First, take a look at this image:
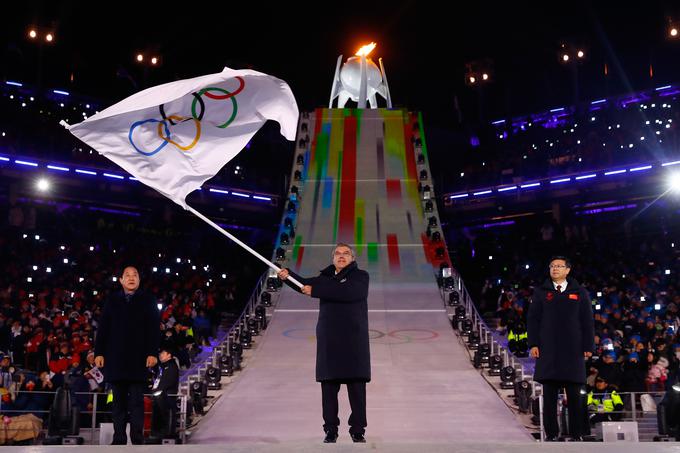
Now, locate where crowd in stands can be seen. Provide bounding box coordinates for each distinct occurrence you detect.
[453,93,680,192]
[448,200,680,405]
[0,197,265,423]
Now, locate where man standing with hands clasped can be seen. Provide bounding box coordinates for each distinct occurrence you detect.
[277,243,370,444]
[95,266,160,445]
[528,256,595,442]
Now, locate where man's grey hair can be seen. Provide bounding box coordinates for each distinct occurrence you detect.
[332,243,355,258]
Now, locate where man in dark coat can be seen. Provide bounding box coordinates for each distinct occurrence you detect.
[149,346,179,442]
[278,243,370,444]
[528,256,595,442]
[94,266,160,445]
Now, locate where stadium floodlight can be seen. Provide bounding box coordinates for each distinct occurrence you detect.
[668,173,680,191]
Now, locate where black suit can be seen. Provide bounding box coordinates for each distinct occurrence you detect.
[283,262,370,435]
[528,277,594,439]
[95,289,160,444]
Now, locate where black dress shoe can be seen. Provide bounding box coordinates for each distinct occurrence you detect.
[544,436,559,442]
[350,433,366,443]
[323,432,338,443]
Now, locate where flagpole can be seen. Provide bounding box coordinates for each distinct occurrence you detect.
[185,205,303,289]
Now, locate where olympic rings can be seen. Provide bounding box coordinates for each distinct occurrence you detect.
[128,76,244,155]
[282,328,440,345]
[158,115,201,151]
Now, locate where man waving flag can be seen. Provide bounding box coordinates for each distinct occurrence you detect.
[64,67,303,287]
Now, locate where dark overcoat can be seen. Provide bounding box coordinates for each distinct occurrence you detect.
[527,277,595,383]
[94,290,160,382]
[286,262,371,382]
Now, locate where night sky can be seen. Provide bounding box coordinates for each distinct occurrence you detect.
[3,2,680,128]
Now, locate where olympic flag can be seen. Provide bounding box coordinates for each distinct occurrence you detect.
[64,67,304,287]
[65,67,298,208]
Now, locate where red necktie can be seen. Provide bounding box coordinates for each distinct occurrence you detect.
[556,285,562,293]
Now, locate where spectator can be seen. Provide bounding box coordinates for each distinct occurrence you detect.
[587,376,624,425]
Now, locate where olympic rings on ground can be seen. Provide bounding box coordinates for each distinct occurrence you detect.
[282,328,440,345]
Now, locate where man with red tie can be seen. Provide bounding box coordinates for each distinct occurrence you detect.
[528,256,595,442]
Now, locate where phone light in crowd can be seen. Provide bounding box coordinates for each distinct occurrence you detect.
[176,258,181,263]
[36,178,50,192]
[597,292,602,297]
[667,269,672,275]
[34,235,40,240]
[489,256,493,260]
[32,265,38,270]
[111,276,117,282]
[46,267,51,273]
[595,304,601,310]
[525,264,530,269]
[157,303,163,311]
[192,265,196,270]
[165,268,170,274]
[79,277,84,283]
[70,292,75,298]
[152,267,158,273]
[63,258,68,264]
[93,291,98,296]
[641,296,646,302]
[60,245,66,250]
[655,304,662,310]
[222,274,227,279]
[27,277,32,283]
[89,246,94,251]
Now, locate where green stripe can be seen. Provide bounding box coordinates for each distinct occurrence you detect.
[332,151,343,243]
[316,130,329,180]
[417,111,428,160]
[355,218,363,255]
[355,198,365,255]
[292,235,303,260]
[367,242,378,263]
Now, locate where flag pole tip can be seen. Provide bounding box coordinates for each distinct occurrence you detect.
[59,120,71,129]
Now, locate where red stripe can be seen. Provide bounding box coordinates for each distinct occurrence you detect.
[404,115,418,182]
[420,233,432,263]
[295,246,305,272]
[338,115,357,242]
[385,179,402,207]
[386,234,400,273]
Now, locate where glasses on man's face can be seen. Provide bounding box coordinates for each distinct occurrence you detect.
[334,251,352,257]
[549,264,567,269]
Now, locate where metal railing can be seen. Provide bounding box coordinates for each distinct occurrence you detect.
[0,390,187,445]
[441,270,532,383]
[538,390,667,442]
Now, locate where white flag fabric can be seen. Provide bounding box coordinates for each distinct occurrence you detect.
[67,67,298,208]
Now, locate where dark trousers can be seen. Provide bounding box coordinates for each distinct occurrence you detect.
[321,380,367,435]
[542,380,585,438]
[111,381,145,444]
